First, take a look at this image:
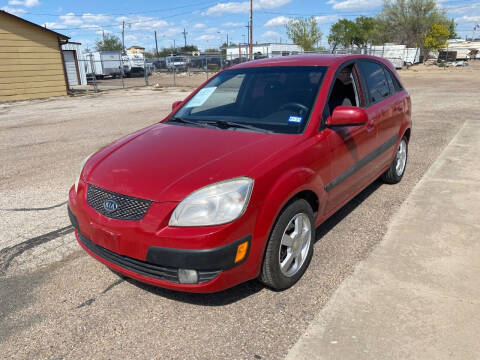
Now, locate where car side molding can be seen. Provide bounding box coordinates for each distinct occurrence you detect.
[325,135,397,192]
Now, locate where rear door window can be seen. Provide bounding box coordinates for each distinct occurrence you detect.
[358,61,390,104]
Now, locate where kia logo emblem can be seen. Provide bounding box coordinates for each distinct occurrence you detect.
[103,199,118,212]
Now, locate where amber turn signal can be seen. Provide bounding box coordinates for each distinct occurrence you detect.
[234,241,249,263]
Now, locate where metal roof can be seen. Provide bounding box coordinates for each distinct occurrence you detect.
[0,10,70,40]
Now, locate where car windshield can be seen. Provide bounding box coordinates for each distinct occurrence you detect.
[171,66,328,134]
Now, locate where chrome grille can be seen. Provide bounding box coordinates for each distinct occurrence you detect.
[86,184,152,220]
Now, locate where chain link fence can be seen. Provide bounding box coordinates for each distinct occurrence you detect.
[65,46,423,93]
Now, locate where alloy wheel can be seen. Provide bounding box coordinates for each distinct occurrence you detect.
[278,213,312,277]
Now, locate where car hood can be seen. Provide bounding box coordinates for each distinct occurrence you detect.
[85,123,299,202]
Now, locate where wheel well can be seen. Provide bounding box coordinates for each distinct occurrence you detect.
[292,190,319,214]
[404,128,411,142]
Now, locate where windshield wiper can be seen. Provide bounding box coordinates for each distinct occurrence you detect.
[168,117,215,129]
[201,120,272,133]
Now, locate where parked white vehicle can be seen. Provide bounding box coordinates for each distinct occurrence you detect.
[84,51,123,79]
[166,56,188,71]
[122,53,151,77]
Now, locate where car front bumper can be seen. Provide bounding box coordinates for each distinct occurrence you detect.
[68,184,259,293]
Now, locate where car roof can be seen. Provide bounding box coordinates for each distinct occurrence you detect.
[229,54,394,71]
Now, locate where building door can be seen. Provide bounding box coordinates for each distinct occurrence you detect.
[63,50,79,86]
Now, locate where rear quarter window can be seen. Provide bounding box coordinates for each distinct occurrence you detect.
[358,61,390,104]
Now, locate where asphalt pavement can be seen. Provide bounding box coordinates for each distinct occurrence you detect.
[1,66,479,359]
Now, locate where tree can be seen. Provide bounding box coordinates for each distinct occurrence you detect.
[328,17,380,51]
[180,45,199,53]
[424,23,450,54]
[157,47,176,57]
[95,34,122,51]
[377,0,450,52]
[353,16,378,47]
[285,17,323,51]
[328,19,356,51]
[448,19,459,39]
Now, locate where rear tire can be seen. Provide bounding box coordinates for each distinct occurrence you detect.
[260,199,314,290]
[381,136,408,184]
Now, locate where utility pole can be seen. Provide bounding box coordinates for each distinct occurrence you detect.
[226,33,229,46]
[473,23,479,41]
[249,0,253,60]
[182,28,188,48]
[122,21,125,53]
[154,30,159,57]
[102,30,105,41]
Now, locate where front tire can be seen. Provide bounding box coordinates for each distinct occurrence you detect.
[260,199,314,290]
[381,136,408,184]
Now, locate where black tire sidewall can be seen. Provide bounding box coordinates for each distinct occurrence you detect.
[261,199,314,290]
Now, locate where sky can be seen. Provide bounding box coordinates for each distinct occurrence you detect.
[1,0,479,51]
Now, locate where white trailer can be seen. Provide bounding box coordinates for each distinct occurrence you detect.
[84,51,123,79]
[122,53,149,76]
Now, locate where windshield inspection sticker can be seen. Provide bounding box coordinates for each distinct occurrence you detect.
[288,115,303,123]
[185,87,217,107]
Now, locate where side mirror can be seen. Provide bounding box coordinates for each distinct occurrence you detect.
[327,106,368,127]
[172,100,182,111]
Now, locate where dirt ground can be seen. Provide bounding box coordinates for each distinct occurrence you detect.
[1,62,479,359]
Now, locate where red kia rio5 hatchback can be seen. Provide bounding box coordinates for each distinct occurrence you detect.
[68,55,411,293]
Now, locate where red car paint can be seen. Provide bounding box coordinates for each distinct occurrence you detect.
[68,55,411,293]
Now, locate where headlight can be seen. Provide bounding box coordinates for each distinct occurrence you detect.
[169,177,253,227]
[74,153,94,193]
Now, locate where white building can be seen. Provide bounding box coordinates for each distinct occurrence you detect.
[368,44,420,68]
[225,43,302,60]
[62,42,88,86]
[445,39,480,59]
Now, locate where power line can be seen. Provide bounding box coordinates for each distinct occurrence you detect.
[15,0,218,17]
[43,5,215,31]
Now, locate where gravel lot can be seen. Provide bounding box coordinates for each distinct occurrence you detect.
[1,63,479,359]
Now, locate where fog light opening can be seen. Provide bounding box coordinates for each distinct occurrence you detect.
[234,241,249,263]
[178,269,198,284]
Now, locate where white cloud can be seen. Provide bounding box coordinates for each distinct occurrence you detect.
[8,0,40,7]
[95,29,112,35]
[24,0,39,7]
[115,15,168,30]
[1,6,26,15]
[82,13,111,23]
[327,0,382,11]
[446,3,480,15]
[81,24,101,30]
[264,14,337,28]
[204,0,291,16]
[42,22,66,30]
[161,27,183,38]
[205,27,220,33]
[222,21,244,27]
[194,23,206,29]
[455,15,480,23]
[195,34,218,41]
[60,13,83,26]
[262,30,281,39]
[264,15,290,27]
[314,15,339,24]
